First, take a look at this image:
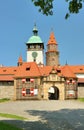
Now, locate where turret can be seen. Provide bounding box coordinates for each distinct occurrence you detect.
[46,31,59,66]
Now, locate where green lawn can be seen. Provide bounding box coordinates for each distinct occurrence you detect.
[0,113,27,120]
[0,113,27,130]
[78,98,84,102]
[0,122,22,130]
[0,98,10,103]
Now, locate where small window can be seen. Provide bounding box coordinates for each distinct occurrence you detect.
[26,89,30,94]
[34,45,36,49]
[80,68,83,71]
[14,69,16,72]
[34,59,36,62]
[3,70,6,72]
[70,79,72,83]
[57,69,61,73]
[26,78,30,82]
[26,67,30,71]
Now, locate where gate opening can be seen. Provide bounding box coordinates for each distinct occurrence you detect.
[48,86,59,100]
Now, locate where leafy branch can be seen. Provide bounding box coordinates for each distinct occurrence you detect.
[31,0,84,19]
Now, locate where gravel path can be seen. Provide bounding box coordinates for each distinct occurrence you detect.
[0,100,84,130]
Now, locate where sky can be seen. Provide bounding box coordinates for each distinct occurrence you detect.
[0,0,84,66]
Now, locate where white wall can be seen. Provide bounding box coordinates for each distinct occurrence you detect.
[76,73,84,78]
[27,50,44,64]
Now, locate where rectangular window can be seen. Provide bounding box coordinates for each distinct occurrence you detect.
[26,78,30,82]
[78,83,84,87]
[0,81,14,86]
[26,89,30,94]
[26,67,30,71]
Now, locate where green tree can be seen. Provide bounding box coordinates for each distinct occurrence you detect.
[31,0,83,19]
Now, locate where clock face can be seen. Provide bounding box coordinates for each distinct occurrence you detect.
[32,52,38,59]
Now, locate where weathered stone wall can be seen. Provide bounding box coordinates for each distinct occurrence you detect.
[14,78,42,100]
[78,87,84,98]
[46,52,59,66]
[0,85,14,99]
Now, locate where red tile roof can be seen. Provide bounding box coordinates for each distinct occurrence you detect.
[69,65,84,74]
[14,62,41,78]
[0,62,84,81]
[0,66,18,74]
[0,66,17,81]
[0,75,14,81]
[39,66,52,76]
[60,65,76,78]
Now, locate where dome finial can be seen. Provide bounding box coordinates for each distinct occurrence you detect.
[33,23,38,36]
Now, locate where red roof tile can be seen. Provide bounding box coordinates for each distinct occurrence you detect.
[0,75,14,81]
[61,65,76,78]
[39,66,52,76]
[0,66,18,75]
[0,62,84,81]
[14,62,41,78]
[69,65,84,73]
[48,32,57,45]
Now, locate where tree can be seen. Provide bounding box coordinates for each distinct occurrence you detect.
[31,0,83,19]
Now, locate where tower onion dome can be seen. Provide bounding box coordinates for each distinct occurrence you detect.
[26,24,43,44]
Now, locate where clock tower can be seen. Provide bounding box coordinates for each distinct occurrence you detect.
[26,24,44,64]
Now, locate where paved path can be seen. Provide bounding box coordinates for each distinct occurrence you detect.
[0,100,84,130]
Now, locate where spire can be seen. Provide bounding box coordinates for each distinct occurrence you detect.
[48,32,57,45]
[33,23,38,36]
[65,60,68,65]
[17,55,23,66]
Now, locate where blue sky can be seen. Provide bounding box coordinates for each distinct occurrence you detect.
[0,0,84,66]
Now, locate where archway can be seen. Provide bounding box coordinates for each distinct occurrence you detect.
[48,86,59,100]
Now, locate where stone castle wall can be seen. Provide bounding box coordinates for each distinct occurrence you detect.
[78,86,84,98]
[0,85,14,100]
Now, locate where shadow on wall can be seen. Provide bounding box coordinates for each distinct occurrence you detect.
[0,109,84,130]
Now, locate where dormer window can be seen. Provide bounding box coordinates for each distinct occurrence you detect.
[57,69,61,73]
[3,69,6,72]
[14,69,16,72]
[26,67,30,71]
[80,68,83,71]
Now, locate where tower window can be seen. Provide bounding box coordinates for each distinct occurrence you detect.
[34,45,36,49]
[30,45,34,49]
[34,59,36,62]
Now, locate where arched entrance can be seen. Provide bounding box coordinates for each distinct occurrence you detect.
[48,86,59,100]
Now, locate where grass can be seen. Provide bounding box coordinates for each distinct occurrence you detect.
[0,113,27,130]
[0,98,10,103]
[0,122,22,130]
[78,98,84,102]
[0,99,27,129]
[0,113,27,120]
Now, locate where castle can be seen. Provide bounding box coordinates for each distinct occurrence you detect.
[0,24,84,100]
